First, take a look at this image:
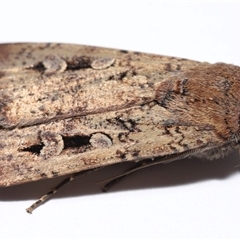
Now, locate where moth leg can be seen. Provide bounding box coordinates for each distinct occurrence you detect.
[102,159,171,192]
[102,139,238,191]
[102,151,198,192]
[26,168,101,213]
[101,161,152,192]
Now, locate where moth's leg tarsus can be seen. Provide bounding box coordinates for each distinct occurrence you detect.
[26,168,101,213]
[26,174,76,214]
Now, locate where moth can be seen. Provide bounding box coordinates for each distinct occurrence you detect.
[0,43,239,213]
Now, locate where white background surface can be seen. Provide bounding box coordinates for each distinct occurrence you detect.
[0,1,240,239]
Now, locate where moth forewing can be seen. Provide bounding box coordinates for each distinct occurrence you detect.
[0,43,240,212]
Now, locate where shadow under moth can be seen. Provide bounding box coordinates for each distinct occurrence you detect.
[0,43,239,213]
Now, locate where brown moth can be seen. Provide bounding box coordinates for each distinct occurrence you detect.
[0,43,239,213]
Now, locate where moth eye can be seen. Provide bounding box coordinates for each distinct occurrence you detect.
[90,133,112,148]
